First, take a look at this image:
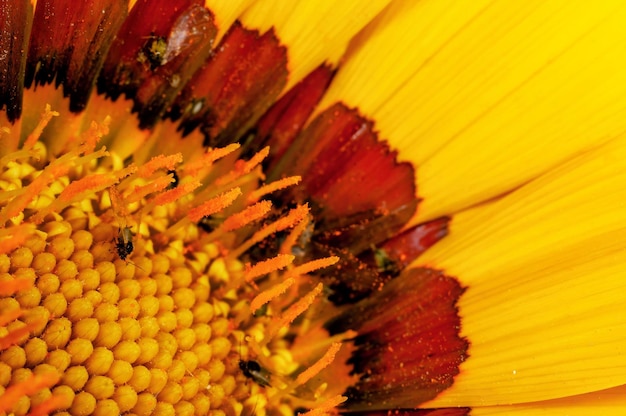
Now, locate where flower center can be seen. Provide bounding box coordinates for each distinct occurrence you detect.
[0,103,350,415]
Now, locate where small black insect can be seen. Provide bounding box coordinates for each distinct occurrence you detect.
[239,359,272,387]
[116,227,134,261]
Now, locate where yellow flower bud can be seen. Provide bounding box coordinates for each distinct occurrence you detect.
[62,366,89,391]
[66,338,94,365]
[42,317,72,349]
[71,391,96,416]
[85,347,114,375]
[84,375,115,399]
[112,384,138,412]
[49,236,75,260]
[107,359,133,385]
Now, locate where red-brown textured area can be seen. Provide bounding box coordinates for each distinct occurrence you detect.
[97,0,216,128]
[0,0,32,122]
[345,409,470,416]
[326,267,468,409]
[254,64,335,167]
[267,103,422,303]
[381,217,450,269]
[169,21,288,147]
[25,0,128,112]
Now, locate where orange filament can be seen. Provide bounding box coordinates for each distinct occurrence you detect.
[301,395,347,416]
[279,213,311,255]
[268,283,323,340]
[72,117,111,155]
[128,174,174,203]
[250,278,295,312]
[0,162,70,222]
[188,187,242,222]
[32,172,127,224]
[0,225,32,253]
[152,179,202,206]
[244,254,295,282]
[222,200,273,232]
[215,146,270,187]
[24,104,59,149]
[294,343,342,387]
[247,176,302,204]
[109,186,130,220]
[27,394,68,416]
[0,279,31,297]
[0,373,60,413]
[231,204,309,259]
[136,153,183,178]
[0,321,41,350]
[288,257,340,277]
[0,308,23,326]
[183,143,240,176]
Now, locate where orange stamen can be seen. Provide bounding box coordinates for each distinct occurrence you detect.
[287,257,340,277]
[231,204,309,259]
[247,176,301,204]
[244,254,295,282]
[183,143,240,176]
[188,187,242,223]
[0,163,70,223]
[128,175,174,203]
[152,179,202,206]
[294,343,342,387]
[0,225,32,253]
[300,396,347,416]
[268,283,323,340]
[215,147,270,187]
[0,373,60,413]
[0,279,32,297]
[222,200,272,232]
[250,278,295,312]
[0,320,41,350]
[23,104,59,150]
[279,213,311,255]
[109,186,129,220]
[136,153,183,178]
[27,394,68,416]
[61,174,117,202]
[75,117,111,155]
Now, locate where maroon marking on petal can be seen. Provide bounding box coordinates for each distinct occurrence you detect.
[381,217,450,268]
[266,102,420,304]
[25,0,128,112]
[347,409,470,416]
[97,0,216,128]
[169,21,288,147]
[254,64,335,167]
[0,0,33,122]
[326,267,468,409]
[273,103,417,232]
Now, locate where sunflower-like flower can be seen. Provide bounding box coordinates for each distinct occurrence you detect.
[1,0,626,415]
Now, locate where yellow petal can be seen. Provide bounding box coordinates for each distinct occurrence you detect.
[240,0,392,90]
[473,385,626,415]
[204,0,255,41]
[319,0,626,224]
[415,136,626,406]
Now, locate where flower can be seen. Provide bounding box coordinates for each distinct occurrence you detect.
[1,0,626,415]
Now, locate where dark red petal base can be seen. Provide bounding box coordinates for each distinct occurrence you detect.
[326,267,468,409]
[268,103,428,303]
[0,0,32,122]
[254,64,335,167]
[25,0,128,112]
[97,0,217,128]
[380,217,450,269]
[169,21,288,147]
